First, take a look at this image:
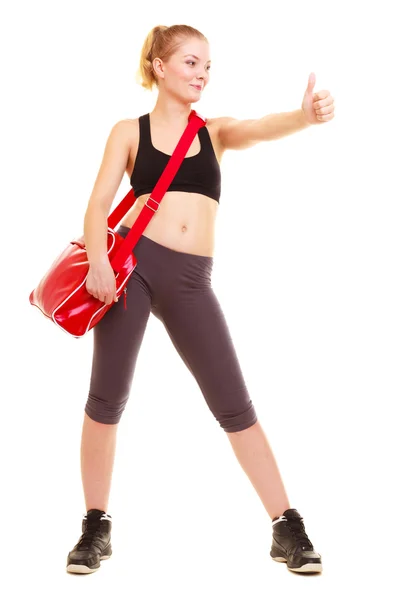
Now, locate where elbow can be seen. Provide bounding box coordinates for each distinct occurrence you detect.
[83,203,109,231]
[84,199,109,220]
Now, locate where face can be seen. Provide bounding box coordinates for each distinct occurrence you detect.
[153,38,211,102]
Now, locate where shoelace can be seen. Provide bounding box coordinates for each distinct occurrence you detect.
[76,519,104,551]
[286,518,314,551]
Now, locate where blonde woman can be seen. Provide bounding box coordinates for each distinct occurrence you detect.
[67,24,335,575]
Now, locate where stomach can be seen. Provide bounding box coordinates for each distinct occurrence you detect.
[119,190,219,257]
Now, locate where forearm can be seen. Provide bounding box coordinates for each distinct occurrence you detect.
[256,109,311,142]
[83,205,109,266]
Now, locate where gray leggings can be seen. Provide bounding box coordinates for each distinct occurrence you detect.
[85,225,258,432]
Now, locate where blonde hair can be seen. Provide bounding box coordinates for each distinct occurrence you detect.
[136,24,208,91]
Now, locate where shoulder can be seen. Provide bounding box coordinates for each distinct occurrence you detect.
[206,115,233,127]
[120,117,139,128]
[113,118,139,141]
[206,116,237,144]
[101,118,140,155]
[206,116,236,133]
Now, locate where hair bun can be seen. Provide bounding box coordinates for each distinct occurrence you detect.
[153,25,168,35]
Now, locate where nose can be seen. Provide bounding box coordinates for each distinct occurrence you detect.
[196,72,207,84]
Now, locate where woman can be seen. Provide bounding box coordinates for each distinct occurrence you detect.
[66,24,335,575]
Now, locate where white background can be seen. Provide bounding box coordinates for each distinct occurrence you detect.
[1,0,399,598]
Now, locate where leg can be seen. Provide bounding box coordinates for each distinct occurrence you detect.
[160,283,289,519]
[82,269,152,512]
[226,421,290,520]
[159,279,321,573]
[80,414,118,514]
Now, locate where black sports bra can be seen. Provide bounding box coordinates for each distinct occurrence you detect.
[130,113,221,203]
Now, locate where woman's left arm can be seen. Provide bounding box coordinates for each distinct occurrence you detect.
[217,72,335,151]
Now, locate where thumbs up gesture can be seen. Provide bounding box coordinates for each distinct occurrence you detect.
[301,72,335,125]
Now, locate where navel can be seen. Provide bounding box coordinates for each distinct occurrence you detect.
[181,225,187,233]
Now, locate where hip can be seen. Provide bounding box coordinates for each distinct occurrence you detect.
[116,225,214,297]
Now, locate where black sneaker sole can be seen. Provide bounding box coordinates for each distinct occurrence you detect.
[66,546,112,574]
[270,551,322,573]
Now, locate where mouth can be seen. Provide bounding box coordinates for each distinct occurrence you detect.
[190,85,202,91]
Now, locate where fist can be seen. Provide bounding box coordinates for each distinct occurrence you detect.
[302,72,335,125]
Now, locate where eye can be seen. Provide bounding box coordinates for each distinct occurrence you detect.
[186,61,211,71]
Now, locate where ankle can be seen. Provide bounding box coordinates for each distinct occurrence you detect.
[271,505,291,522]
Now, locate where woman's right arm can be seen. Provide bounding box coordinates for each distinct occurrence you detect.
[83,120,133,304]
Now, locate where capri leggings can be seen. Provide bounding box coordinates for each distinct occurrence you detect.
[85,225,258,433]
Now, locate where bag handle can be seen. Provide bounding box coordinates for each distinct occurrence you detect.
[108,110,206,272]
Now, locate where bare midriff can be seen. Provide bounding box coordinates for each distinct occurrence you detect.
[120,191,218,257]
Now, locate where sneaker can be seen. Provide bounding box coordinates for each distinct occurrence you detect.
[270,508,322,573]
[66,508,113,574]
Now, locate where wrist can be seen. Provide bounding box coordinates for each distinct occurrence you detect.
[300,107,313,127]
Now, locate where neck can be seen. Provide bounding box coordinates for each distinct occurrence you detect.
[150,93,193,127]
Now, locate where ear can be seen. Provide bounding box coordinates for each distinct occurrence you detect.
[152,57,165,80]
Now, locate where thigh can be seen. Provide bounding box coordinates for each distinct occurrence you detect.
[85,269,152,423]
[161,287,258,432]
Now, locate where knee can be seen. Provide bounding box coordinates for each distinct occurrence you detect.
[218,403,258,433]
[85,392,128,425]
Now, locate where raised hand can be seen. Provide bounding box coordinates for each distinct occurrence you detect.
[301,72,335,125]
